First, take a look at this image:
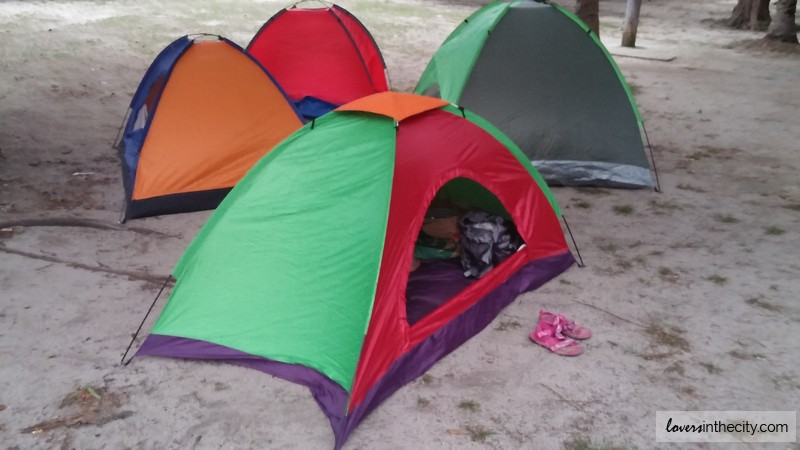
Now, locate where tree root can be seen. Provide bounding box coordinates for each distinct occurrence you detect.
[0,245,170,283]
[610,53,676,62]
[0,217,175,237]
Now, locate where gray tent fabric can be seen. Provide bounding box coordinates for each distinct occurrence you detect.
[417,0,654,188]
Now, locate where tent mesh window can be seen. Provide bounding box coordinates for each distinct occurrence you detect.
[133,75,167,131]
[406,177,523,326]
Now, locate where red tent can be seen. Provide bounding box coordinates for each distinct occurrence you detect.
[247,2,389,117]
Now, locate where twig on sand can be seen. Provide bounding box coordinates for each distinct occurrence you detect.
[0,245,170,283]
[571,299,646,328]
[538,383,594,411]
[21,410,134,434]
[0,217,174,237]
[610,53,676,62]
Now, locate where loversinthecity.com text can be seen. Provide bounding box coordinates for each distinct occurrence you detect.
[656,411,796,443]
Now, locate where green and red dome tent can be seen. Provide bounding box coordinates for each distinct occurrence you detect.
[136,93,574,448]
[115,35,303,221]
[247,1,389,119]
[416,0,657,189]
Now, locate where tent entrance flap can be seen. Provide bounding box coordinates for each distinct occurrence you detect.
[407,178,523,325]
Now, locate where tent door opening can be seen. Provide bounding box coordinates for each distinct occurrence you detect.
[405,177,525,326]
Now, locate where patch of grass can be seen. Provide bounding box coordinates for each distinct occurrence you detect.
[495,319,522,332]
[574,200,592,209]
[628,82,642,96]
[699,362,722,375]
[598,242,619,253]
[559,279,573,285]
[764,226,785,235]
[616,258,633,270]
[420,374,434,385]
[680,386,698,397]
[669,241,704,250]
[458,400,480,412]
[658,266,678,282]
[706,274,728,285]
[676,183,706,193]
[687,145,739,161]
[417,397,430,408]
[59,385,103,408]
[613,204,634,216]
[576,187,611,196]
[745,297,783,313]
[647,351,680,362]
[648,199,682,215]
[664,362,685,376]
[645,323,690,352]
[563,436,628,450]
[771,373,800,392]
[728,349,765,360]
[623,347,679,362]
[465,425,496,443]
[713,213,739,224]
[783,203,800,212]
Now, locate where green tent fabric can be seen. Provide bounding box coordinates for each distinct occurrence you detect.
[416,0,656,189]
[153,113,396,389]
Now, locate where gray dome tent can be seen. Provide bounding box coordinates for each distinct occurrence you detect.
[416,0,657,189]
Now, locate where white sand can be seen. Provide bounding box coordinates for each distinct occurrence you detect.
[1,0,798,448]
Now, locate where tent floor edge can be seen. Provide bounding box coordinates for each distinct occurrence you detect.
[136,334,351,446]
[333,251,575,448]
[125,188,232,220]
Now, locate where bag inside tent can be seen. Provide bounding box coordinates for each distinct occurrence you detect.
[406,177,524,325]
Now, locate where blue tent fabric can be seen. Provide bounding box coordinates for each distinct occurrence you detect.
[293,96,340,120]
[120,36,193,191]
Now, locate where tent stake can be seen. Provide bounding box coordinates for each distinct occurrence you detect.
[562,215,585,268]
[120,275,173,366]
[642,123,662,193]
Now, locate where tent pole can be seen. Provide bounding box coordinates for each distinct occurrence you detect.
[562,215,585,268]
[118,201,127,224]
[642,123,662,193]
[119,275,173,366]
[112,109,129,150]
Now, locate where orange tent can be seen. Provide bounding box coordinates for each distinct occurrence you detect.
[116,35,303,220]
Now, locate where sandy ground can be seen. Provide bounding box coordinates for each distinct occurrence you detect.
[1,0,799,449]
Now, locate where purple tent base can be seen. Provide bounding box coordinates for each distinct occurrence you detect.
[136,250,574,449]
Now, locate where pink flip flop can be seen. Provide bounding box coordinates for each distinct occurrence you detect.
[539,311,592,340]
[530,310,583,356]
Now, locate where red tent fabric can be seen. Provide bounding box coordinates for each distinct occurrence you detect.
[247,3,388,106]
[345,103,571,411]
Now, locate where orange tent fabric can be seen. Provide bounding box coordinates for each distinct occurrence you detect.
[337,92,449,122]
[118,36,303,220]
[133,40,302,200]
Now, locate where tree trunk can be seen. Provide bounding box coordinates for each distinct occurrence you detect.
[727,0,771,29]
[575,0,599,36]
[766,0,799,43]
[621,0,642,48]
